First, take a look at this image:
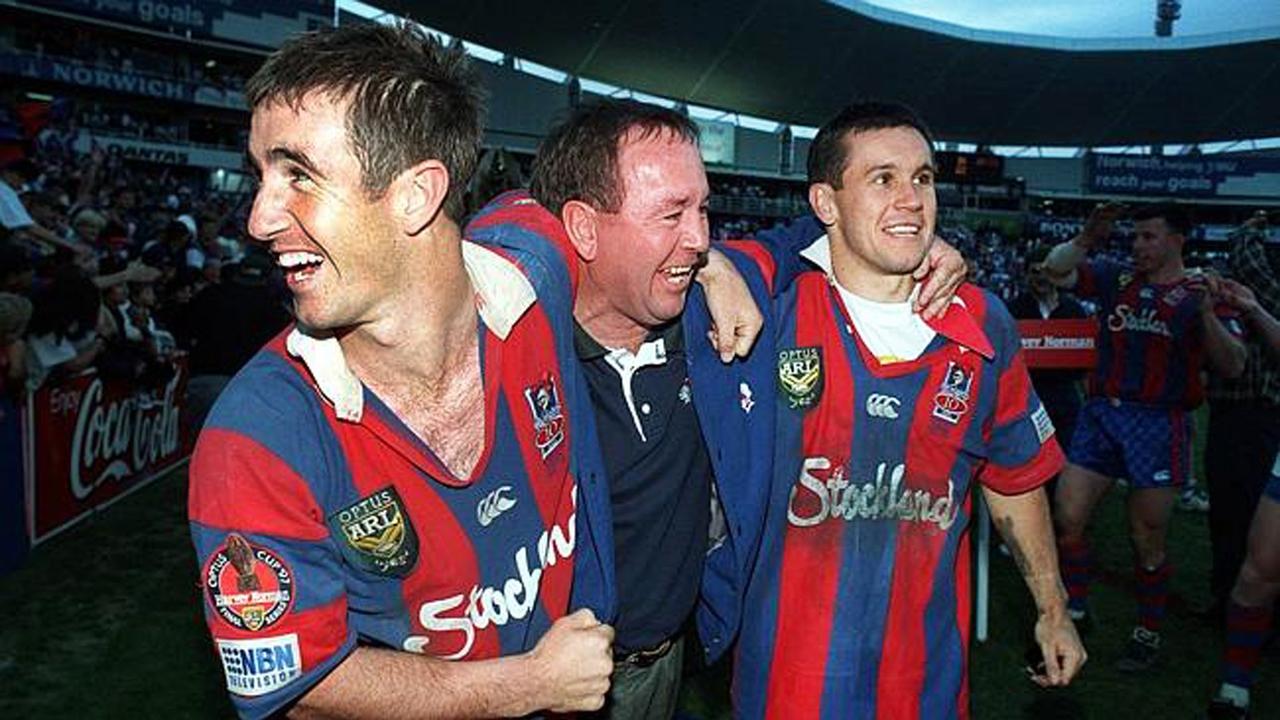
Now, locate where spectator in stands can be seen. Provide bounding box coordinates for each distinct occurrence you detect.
[1045,202,1247,672]
[136,218,195,280]
[181,247,289,431]
[1204,210,1280,628]
[175,215,205,269]
[1,160,38,195]
[0,291,32,399]
[200,215,244,263]
[1009,244,1088,501]
[155,267,201,348]
[70,208,106,247]
[1205,275,1280,720]
[2,160,81,253]
[124,276,177,358]
[23,190,71,241]
[24,268,105,391]
[196,216,224,261]
[0,242,35,295]
[104,186,140,241]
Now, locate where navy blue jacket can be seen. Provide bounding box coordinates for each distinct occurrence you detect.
[468,192,816,664]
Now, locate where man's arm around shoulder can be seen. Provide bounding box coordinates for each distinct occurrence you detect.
[291,609,614,719]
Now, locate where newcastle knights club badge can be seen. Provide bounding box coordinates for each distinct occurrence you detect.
[932,361,974,424]
[524,375,565,459]
[778,346,823,410]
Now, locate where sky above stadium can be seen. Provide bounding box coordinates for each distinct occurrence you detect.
[856,0,1280,39]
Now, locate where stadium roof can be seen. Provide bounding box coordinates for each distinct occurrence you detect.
[387,0,1280,147]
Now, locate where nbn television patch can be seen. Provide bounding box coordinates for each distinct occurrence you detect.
[217,633,301,698]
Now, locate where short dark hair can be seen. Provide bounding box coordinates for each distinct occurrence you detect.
[530,100,699,215]
[807,101,935,188]
[245,22,485,221]
[1131,203,1192,237]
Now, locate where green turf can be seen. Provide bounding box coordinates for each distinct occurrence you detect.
[1,448,1276,718]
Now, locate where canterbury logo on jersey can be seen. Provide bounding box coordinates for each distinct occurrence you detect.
[864,393,901,419]
[788,457,960,532]
[403,486,577,659]
[476,486,517,527]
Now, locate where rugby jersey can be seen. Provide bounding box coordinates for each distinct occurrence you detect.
[734,238,1063,720]
[1078,260,1243,409]
[189,221,612,719]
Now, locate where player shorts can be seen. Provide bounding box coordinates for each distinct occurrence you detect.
[1265,452,1280,503]
[1067,397,1191,489]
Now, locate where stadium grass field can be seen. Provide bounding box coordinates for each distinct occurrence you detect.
[2,414,1276,718]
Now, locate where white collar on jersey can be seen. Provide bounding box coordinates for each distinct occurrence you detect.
[799,234,965,311]
[799,234,995,359]
[285,240,537,422]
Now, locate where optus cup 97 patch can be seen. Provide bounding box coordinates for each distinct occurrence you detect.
[204,533,295,632]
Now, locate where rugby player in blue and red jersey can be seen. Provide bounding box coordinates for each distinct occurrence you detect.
[187,24,616,719]
[1044,202,1246,672]
[734,102,1085,719]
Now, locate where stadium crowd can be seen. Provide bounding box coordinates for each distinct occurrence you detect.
[0,97,288,424]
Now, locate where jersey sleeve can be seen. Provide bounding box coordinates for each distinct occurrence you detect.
[465,190,578,307]
[725,214,826,295]
[188,355,356,719]
[978,295,1066,494]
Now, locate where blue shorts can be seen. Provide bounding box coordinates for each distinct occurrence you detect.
[1068,398,1192,489]
[1266,452,1280,503]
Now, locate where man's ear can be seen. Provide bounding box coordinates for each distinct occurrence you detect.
[561,199,599,261]
[394,159,450,235]
[809,183,838,227]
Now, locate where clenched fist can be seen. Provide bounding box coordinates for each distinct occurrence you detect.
[1079,202,1126,249]
[527,609,615,713]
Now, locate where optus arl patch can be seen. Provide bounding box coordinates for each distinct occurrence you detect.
[778,346,823,410]
[204,533,295,632]
[327,486,419,577]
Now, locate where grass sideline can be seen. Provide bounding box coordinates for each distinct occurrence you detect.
[1,458,1276,718]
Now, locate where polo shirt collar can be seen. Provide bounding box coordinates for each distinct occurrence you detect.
[574,318,684,361]
[285,240,537,422]
[800,234,995,360]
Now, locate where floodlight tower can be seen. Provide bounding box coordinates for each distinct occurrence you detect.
[1155,0,1181,37]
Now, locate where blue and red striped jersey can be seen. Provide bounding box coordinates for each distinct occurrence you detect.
[188,235,612,719]
[735,273,1063,720]
[1077,260,1244,409]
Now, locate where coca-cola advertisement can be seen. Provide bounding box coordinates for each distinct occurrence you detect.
[28,360,193,543]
